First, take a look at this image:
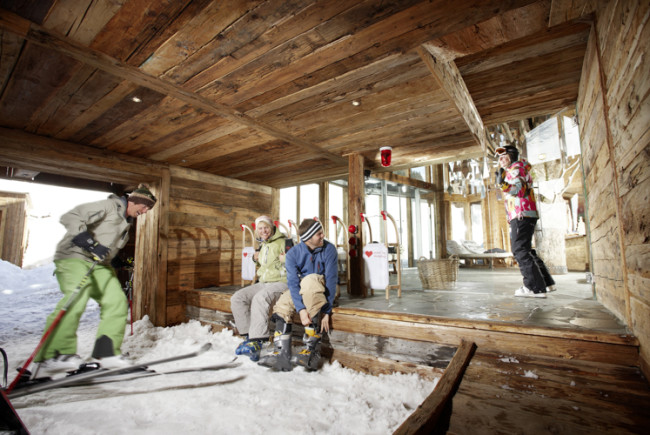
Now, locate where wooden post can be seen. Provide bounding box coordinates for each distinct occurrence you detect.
[348,153,365,297]
[319,181,329,237]
[432,164,446,259]
[134,175,167,327]
[271,188,280,220]
[406,196,414,267]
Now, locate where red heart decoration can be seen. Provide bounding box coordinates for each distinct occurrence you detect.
[243,252,248,257]
[365,251,372,257]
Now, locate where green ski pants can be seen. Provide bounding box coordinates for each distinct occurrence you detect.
[35,258,128,361]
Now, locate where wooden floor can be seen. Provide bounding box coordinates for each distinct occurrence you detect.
[186,268,650,434]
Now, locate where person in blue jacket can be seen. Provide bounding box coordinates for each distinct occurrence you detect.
[258,218,338,371]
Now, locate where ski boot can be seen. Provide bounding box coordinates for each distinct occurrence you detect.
[293,319,321,371]
[237,339,262,362]
[235,335,249,355]
[258,314,293,371]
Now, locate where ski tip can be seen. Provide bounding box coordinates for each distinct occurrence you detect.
[199,343,212,353]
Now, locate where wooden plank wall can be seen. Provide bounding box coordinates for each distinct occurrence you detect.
[0,191,28,266]
[577,1,650,374]
[165,166,275,324]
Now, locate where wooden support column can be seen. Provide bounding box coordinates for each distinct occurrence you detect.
[271,188,280,220]
[406,197,414,267]
[432,164,446,259]
[134,172,168,327]
[319,181,329,237]
[348,153,366,297]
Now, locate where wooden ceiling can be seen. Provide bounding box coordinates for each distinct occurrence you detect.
[0,0,594,188]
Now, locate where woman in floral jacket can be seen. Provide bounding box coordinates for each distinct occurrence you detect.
[496,145,556,298]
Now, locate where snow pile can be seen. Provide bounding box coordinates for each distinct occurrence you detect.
[1,260,439,434]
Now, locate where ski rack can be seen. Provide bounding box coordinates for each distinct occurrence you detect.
[331,215,351,294]
[360,211,402,300]
[240,223,257,287]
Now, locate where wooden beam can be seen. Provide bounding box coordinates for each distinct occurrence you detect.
[330,348,444,380]
[0,8,346,166]
[549,0,599,26]
[319,181,329,237]
[347,153,366,297]
[330,309,639,365]
[394,340,476,434]
[418,46,489,154]
[370,171,439,192]
[0,127,163,185]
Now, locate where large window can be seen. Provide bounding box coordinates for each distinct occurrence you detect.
[412,198,434,259]
[386,194,409,266]
[451,203,466,241]
[470,203,483,245]
[329,183,344,243]
[299,184,319,221]
[279,187,297,228]
[279,184,320,231]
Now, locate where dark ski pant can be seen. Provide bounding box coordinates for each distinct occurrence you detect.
[35,258,128,361]
[510,217,555,293]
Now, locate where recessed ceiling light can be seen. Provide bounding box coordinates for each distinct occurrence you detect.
[132,96,142,103]
[352,100,360,106]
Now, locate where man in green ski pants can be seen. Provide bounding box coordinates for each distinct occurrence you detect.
[33,184,157,375]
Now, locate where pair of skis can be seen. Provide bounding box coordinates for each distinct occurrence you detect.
[7,343,239,399]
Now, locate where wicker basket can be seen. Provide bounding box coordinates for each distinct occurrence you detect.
[417,255,459,289]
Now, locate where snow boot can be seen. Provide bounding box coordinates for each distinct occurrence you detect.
[258,315,293,371]
[293,321,321,371]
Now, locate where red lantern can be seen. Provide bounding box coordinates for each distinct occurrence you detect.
[348,224,358,234]
[380,146,392,167]
[348,236,357,246]
[349,248,357,257]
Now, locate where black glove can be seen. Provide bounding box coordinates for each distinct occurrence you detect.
[495,168,505,185]
[72,231,110,261]
[111,255,133,270]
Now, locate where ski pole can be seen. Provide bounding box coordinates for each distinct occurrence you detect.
[6,260,99,393]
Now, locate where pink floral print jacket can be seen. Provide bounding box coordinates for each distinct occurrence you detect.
[499,159,539,222]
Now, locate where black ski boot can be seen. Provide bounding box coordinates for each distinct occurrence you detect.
[293,317,321,371]
[258,315,293,371]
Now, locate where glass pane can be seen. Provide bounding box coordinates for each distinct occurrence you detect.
[299,184,319,222]
[279,187,297,230]
[420,200,432,259]
[329,183,344,243]
[451,203,465,241]
[364,194,381,245]
[470,203,483,245]
[411,166,426,181]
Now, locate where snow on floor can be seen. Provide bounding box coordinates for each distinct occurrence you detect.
[1,260,438,434]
